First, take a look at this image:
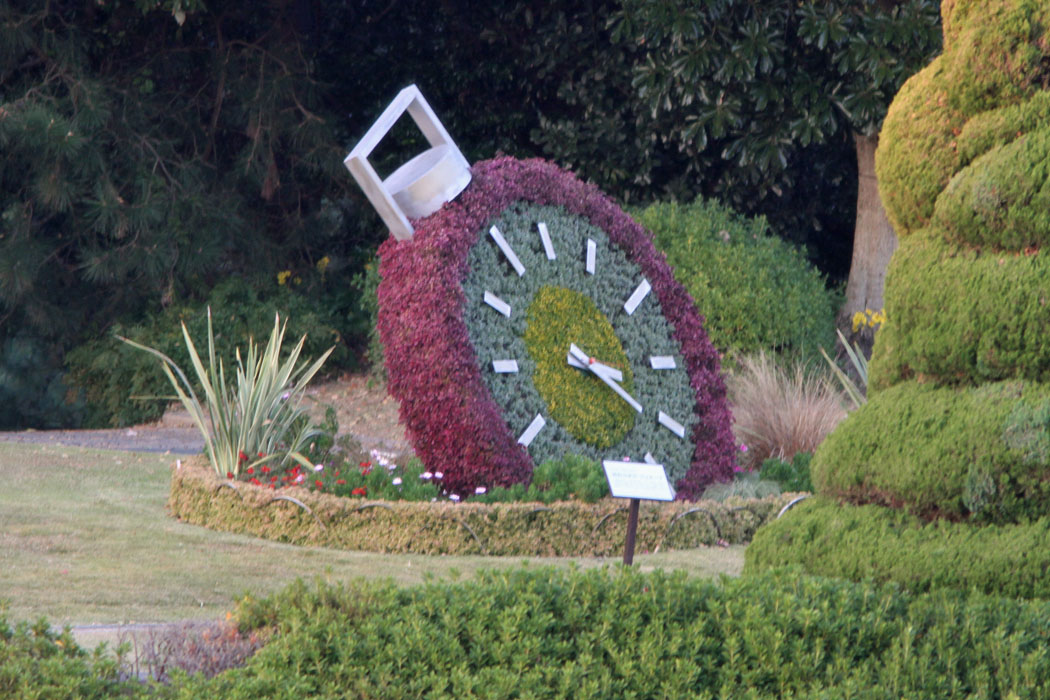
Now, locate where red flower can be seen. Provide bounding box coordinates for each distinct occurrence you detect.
[315,480,324,489]
[246,466,254,475]
[226,471,233,480]
[336,479,346,485]
[238,451,248,463]
[261,466,270,474]
[257,452,265,458]
[351,487,367,497]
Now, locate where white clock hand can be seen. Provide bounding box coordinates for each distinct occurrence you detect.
[567,344,643,413]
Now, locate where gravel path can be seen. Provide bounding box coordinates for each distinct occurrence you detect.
[0,375,411,456]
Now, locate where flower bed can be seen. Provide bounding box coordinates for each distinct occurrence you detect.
[168,456,796,556]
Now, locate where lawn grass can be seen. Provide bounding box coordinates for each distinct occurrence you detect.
[0,442,744,628]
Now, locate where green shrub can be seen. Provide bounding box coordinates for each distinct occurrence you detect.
[933,127,1050,251]
[478,454,610,504]
[813,379,1050,522]
[759,452,814,493]
[700,470,782,502]
[635,197,836,360]
[66,278,353,427]
[746,496,1050,601]
[870,229,1050,390]
[350,255,386,383]
[0,615,143,699]
[170,566,1050,698]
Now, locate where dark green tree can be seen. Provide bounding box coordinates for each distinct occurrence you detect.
[0,0,367,427]
[612,0,942,330]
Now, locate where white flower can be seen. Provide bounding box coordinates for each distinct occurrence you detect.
[313,464,324,472]
[392,477,403,486]
[421,472,433,480]
[281,391,291,400]
[449,494,461,502]
[475,486,487,494]
[293,474,305,484]
[434,471,443,480]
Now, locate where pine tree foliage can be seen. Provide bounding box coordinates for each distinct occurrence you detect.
[0,1,361,427]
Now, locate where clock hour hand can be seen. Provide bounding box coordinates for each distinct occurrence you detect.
[567,343,643,413]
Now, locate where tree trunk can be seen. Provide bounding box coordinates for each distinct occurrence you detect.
[840,131,898,351]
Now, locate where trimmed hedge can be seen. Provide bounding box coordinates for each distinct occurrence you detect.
[875,0,1050,239]
[376,157,736,499]
[168,457,793,556]
[813,379,1050,522]
[746,496,1050,601]
[869,230,1050,390]
[933,127,1050,251]
[176,567,1050,698]
[634,197,836,360]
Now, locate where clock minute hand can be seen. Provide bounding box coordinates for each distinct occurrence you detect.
[567,344,643,414]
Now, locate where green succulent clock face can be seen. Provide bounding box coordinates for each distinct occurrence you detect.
[461,202,698,484]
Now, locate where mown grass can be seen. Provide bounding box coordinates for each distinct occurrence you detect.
[0,442,744,627]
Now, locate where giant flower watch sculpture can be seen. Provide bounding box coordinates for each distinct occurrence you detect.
[345,86,736,499]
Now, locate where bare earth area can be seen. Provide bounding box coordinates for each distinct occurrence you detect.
[0,373,411,456]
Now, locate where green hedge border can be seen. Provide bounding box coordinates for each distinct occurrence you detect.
[169,457,797,556]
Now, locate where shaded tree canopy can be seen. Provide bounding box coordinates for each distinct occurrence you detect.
[0,0,942,428]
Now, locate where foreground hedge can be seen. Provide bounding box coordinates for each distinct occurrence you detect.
[13,567,1050,697]
[180,566,1050,698]
[813,379,1050,522]
[746,496,1050,600]
[169,457,792,556]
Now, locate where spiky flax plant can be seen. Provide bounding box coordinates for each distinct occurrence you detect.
[121,309,333,478]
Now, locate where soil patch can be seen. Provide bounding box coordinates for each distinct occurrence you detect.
[0,373,410,456]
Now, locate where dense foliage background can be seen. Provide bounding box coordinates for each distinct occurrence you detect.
[0,0,940,428]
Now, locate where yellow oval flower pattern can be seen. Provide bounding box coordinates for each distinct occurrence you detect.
[524,285,636,448]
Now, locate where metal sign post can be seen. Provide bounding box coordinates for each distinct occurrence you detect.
[602,460,675,565]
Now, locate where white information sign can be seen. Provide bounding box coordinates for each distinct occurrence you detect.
[602,460,675,501]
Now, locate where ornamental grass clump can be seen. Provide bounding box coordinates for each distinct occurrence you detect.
[121,310,332,479]
[728,352,847,472]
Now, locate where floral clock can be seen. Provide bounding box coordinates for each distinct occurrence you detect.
[346,88,736,499]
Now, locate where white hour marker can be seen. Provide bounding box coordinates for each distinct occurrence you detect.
[537,222,556,260]
[483,291,511,317]
[489,226,525,277]
[624,279,651,315]
[650,356,676,370]
[492,360,519,373]
[658,411,686,439]
[518,414,546,447]
[586,239,596,274]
